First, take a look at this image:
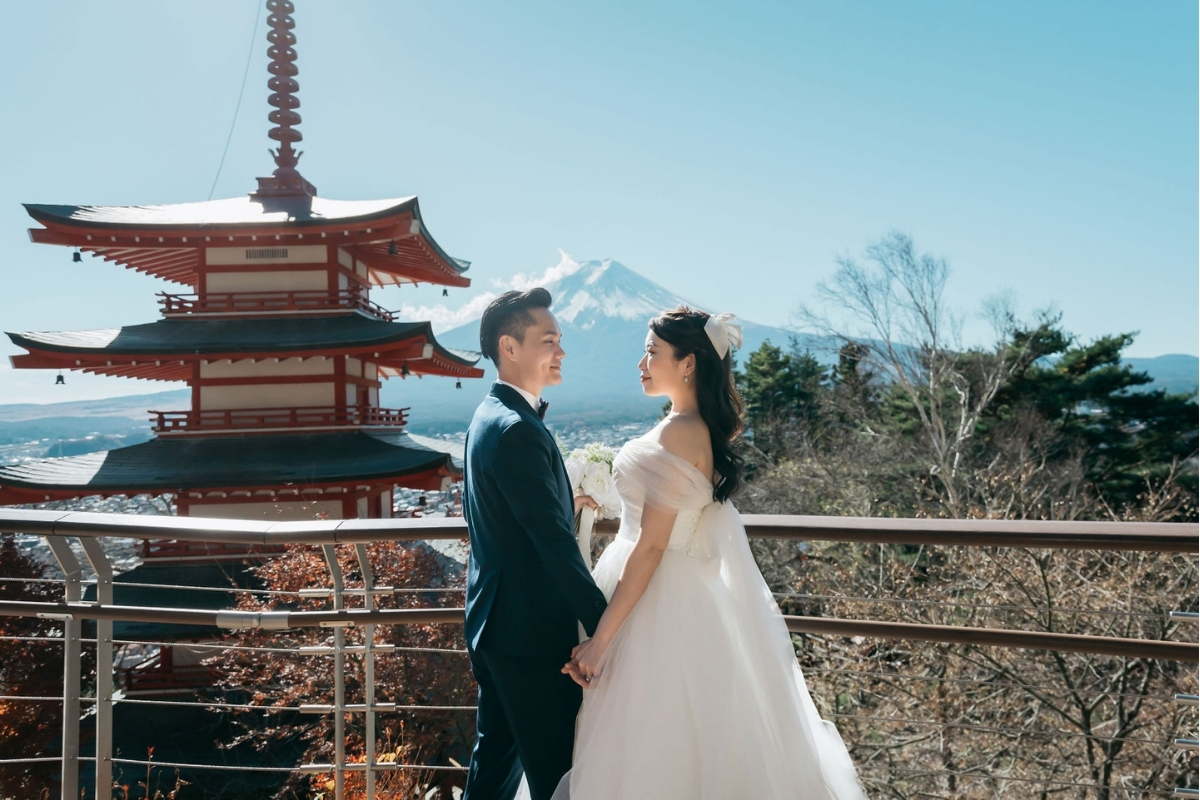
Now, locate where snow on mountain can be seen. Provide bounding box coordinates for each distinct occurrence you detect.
[545,257,682,326]
[385,255,813,430]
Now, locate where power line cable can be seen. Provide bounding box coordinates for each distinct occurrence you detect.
[208,1,263,200]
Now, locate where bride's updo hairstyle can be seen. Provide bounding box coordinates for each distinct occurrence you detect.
[649,306,745,503]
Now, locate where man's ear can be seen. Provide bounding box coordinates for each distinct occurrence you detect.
[497,334,519,363]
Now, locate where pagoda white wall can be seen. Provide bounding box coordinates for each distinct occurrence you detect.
[365,362,379,405]
[200,383,335,410]
[343,358,379,406]
[336,248,372,281]
[205,270,329,294]
[200,358,335,378]
[206,245,329,265]
[198,358,337,410]
[341,384,379,407]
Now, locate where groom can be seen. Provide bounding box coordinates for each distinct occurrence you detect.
[461,288,608,800]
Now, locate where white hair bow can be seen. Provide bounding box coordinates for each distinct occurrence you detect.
[703,312,743,359]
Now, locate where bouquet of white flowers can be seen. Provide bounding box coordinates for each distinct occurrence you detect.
[564,442,622,520]
[562,442,621,569]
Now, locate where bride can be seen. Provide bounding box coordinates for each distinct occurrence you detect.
[528,306,866,799]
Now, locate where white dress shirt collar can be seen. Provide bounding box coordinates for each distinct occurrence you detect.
[496,380,542,412]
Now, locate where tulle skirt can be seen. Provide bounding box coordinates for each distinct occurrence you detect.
[533,501,866,800]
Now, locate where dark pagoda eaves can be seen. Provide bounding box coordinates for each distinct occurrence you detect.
[24,196,471,288]
[7,317,484,381]
[0,430,463,504]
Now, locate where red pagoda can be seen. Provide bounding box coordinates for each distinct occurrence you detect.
[0,1,482,520]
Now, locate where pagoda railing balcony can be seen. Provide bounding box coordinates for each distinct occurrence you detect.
[157,290,395,321]
[150,405,409,434]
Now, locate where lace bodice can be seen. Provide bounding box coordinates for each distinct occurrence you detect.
[613,436,714,553]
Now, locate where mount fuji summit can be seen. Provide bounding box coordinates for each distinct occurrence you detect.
[385,257,813,431]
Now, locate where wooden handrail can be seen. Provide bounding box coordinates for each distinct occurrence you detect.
[782,616,1197,662]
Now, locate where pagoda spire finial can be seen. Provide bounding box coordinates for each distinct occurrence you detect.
[251,0,317,206]
[266,0,301,170]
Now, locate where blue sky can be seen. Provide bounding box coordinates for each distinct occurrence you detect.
[0,1,1195,404]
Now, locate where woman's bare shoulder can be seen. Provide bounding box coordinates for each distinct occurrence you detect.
[655,415,711,467]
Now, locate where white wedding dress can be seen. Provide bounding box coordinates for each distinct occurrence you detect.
[520,435,866,800]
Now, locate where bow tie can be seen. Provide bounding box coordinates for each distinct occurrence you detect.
[537,399,549,420]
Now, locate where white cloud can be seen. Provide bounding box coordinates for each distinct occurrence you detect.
[404,250,589,334]
[397,291,498,334]
[503,249,584,292]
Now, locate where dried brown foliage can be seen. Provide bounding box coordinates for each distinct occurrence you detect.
[740,463,1198,797]
[210,541,474,799]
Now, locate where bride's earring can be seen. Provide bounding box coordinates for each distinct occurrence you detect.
[683,374,690,383]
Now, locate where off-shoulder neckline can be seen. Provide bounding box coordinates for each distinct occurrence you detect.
[625,436,714,487]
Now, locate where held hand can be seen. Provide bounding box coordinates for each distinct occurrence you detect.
[562,658,589,688]
[574,494,599,515]
[561,636,607,689]
[563,641,589,688]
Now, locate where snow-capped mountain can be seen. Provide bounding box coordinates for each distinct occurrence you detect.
[385,257,817,430]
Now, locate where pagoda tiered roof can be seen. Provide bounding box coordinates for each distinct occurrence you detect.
[7,316,483,381]
[0,430,464,505]
[25,195,470,287]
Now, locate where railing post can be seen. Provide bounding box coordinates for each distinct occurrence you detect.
[45,536,82,800]
[322,545,346,800]
[79,538,114,800]
[354,543,377,800]
[1172,611,1198,798]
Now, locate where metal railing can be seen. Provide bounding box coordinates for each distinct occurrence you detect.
[157,290,395,321]
[0,509,1195,800]
[150,405,410,434]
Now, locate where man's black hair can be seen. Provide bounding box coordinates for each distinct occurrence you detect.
[478,287,554,364]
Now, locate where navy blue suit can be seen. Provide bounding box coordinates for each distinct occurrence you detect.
[462,383,607,800]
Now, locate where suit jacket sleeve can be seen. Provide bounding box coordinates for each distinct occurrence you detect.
[492,421,608,635]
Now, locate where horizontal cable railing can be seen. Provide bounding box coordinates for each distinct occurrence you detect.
[0,508,1195,800]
